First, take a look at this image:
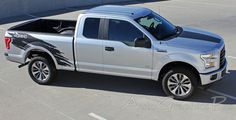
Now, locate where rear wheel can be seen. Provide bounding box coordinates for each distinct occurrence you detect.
[28,57,56,85]
[162,68,198,100]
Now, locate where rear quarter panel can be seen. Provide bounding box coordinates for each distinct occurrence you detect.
[6,31,74,71]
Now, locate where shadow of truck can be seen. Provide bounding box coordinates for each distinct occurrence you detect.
[49,70,236,104]
[0,0,169,24]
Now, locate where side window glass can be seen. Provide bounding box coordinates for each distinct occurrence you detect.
[83,18,100,39]
[108,19,144,46]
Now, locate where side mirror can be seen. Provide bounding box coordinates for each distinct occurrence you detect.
[134,37,151,48]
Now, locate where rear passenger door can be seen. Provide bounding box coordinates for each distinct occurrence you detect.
[102,19,153,79]
[75,17,104,73]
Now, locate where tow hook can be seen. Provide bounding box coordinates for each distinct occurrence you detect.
[18,61,29,68]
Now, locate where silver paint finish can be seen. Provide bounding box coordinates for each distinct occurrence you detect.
[4,5,227,86]
[86,5,152,19]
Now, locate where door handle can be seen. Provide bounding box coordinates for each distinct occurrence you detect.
[105,47,115,51]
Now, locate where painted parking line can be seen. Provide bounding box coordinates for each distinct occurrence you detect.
[0,78,8,84]
[228,56,236,60]
[207,89,236,101]
[56,111,76,120]
[88,113,107,120]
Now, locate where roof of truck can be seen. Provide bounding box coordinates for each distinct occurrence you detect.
[86,5,152,19]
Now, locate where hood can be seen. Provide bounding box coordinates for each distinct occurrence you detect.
[166,27,223,53]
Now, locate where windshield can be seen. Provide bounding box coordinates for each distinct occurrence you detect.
[136,12,177,40]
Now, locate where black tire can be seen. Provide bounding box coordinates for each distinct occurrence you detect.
[28,57,56,85]
[162,68,198,100]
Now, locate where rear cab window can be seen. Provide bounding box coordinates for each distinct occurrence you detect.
[83,18,100,39]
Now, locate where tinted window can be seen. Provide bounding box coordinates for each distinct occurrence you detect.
[108,19,143,46]
[83,18,100,39]
[136,12,177,40]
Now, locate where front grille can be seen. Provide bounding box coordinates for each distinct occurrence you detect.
[220,46,226,69]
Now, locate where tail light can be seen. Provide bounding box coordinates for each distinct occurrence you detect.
[5,37,12,49]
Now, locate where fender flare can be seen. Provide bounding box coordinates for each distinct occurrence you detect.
[153,53,201,81]
[23,46,59,69]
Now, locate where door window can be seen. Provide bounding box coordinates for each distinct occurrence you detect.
[108,19,145,47]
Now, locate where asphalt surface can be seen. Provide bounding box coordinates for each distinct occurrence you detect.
[0,0,236,120]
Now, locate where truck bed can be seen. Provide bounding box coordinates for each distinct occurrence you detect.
[9,19,76,36]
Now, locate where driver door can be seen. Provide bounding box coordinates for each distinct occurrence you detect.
[102,19,153,79]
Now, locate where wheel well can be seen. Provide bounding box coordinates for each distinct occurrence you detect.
[158,61,201,84]
[27,50,56,67]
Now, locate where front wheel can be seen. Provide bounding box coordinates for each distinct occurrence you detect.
[162,68,198,100]
[28,57,56,85]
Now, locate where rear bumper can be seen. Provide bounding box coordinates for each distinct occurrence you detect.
[4,53,25,64]
[200,61,227,85]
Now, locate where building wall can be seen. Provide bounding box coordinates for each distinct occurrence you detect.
[0,0,131,19]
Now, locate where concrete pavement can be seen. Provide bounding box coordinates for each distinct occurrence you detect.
[0,0,236,120]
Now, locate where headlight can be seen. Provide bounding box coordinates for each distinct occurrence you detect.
[201,52,218,69]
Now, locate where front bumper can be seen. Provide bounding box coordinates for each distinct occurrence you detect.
[200,61,227,85]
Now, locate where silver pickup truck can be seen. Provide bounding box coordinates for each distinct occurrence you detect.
[4,5,227,99]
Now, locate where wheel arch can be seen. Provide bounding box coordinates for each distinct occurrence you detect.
[158,61,201,85]
[24,47,58,69]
